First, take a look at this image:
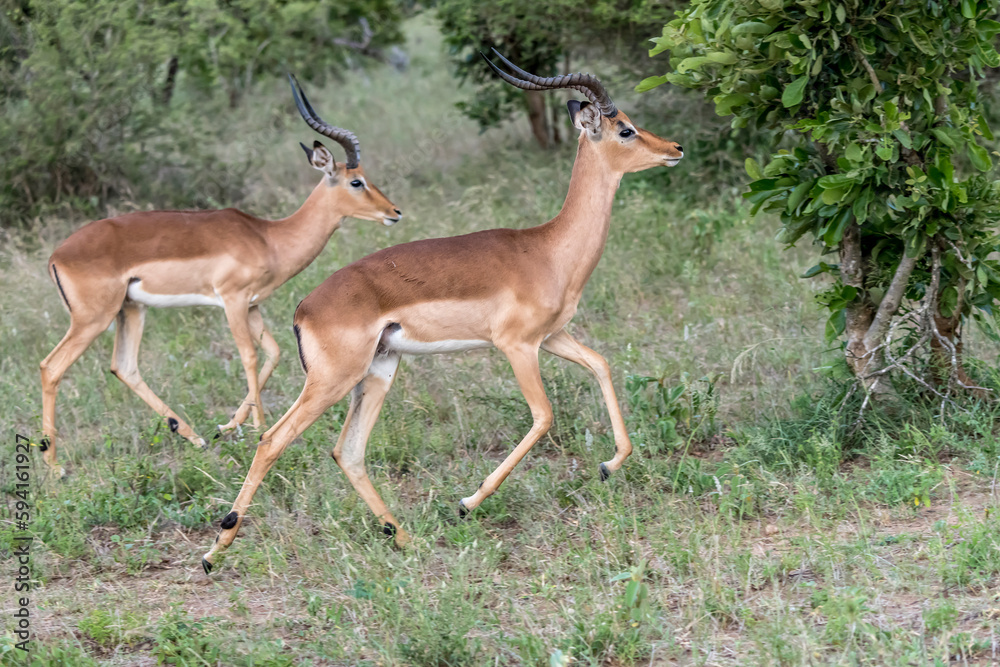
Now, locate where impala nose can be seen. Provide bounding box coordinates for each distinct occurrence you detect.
[394,208,401,216]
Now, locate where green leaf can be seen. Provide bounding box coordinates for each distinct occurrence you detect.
[892,128,912,149]
[676,56,711,72]
[976,113,994,140]
[940,286,959,318]
[817,173,856,189]
[821,186,849,205]
[745,158,764,180]
[962,0,977,18]
[714,93,750,115]
[787,179,814,213]
[782,75,808,107]
[760,85,780,101]
[635,75,668,93]
[732,21,774,35]
[825,309,846,343]
[852,188,873,223]
[835,3,846,23]
[625,581,639,607]
[845,143,863,161]
[705,51,738,64]
[776,217,814,246]
[968,143,992,171]
[811,53,824,76]
[931,127,959,148]
[824,207,853,246]
[802,261,837,278]
[908,25,937,56]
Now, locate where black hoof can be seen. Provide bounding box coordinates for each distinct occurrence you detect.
[599,462,611,482]
[213,431,222,441]
[202,558,213,575]
[458,500,469,518]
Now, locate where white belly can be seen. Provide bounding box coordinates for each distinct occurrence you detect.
[126,280,224,308]
[381,326,491,355]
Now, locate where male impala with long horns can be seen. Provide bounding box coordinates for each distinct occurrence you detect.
[38,76,401,476]
[203,51,683,572]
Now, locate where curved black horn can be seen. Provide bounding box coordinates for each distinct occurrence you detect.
[483,49,618,118]
[288,74,361,169]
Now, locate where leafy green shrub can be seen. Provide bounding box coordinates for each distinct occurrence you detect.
[644,0,1000,397]
[626,372,720,454]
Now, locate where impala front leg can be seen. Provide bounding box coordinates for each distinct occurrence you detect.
[220,299,265,432]
[220,306,280,433]
[459,344,553,515]
[541,329,632,479]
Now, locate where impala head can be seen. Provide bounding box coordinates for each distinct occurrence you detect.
[289,75,402,226]
[483,50,684,174]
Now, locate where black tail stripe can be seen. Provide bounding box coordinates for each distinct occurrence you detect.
[51,264,71,312]
[293,324,308,373]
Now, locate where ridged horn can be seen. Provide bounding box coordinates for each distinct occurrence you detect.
[288,73,361,169]
[482,48,618,118]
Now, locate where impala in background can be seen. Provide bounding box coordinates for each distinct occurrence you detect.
[202,51,684,572]
[38,76,402,477]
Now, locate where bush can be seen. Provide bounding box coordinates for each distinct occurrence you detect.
[0,0,405,225]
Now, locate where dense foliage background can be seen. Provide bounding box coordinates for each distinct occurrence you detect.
[0,0,405,222]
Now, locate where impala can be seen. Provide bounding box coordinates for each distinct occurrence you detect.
[202,51,683,572]
[38,76,401,477]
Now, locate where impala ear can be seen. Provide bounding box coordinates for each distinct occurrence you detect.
[305,140,338,176]
[567,100,602,137]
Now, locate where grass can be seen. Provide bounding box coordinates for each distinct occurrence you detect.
[2,13,1000,667]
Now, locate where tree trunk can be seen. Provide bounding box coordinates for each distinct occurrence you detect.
[161,56,179,106]
[550,91,561,145]
[930,282,987,398]
[840,223,922,397]
[525,90,549,148]
[841,223,879,381]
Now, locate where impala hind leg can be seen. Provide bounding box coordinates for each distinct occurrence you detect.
[541,329,632,479]
[201,379,347,573]
[459,344,552,515]
[331,351,409,546]
[110,303,205,446]
[40,317,119,476]
[220,300,266,432]
[220,306,280,433]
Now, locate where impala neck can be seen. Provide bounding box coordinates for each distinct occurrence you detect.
[545,136,624,296]
[268,181,344,283]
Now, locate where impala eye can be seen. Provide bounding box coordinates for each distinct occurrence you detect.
[350,179,363,188]
[619,128,635,138]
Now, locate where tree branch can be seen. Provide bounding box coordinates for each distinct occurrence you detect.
[848,36,881,91]
[862,251,921,352]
